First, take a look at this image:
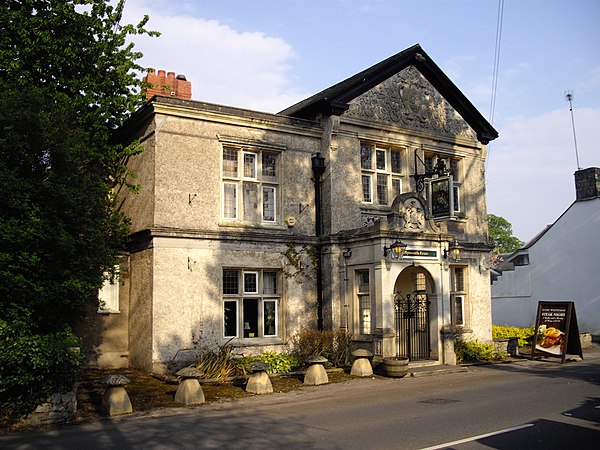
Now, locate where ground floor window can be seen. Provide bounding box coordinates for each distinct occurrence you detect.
[222,269,280,338]
[450,266,467,326]
[356,270,371,335]
[98,267,120,313]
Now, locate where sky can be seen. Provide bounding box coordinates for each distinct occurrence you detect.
[122,0,600,243]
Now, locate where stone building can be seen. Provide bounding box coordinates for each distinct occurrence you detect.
[84,44,498,373]
[492,167,600,335]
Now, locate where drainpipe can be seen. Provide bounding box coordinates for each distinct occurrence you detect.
[312,153,325,331]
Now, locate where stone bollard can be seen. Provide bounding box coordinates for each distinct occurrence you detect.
[350,349,373,377]
[175,367,205,405]
[101,374,133,416]
[304,355,329,385]
[245,362,273,395]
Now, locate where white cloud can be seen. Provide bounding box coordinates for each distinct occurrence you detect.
[122,0,310,112]
[486,107,600,242]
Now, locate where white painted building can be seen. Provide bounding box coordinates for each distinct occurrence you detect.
[492,168,600,335]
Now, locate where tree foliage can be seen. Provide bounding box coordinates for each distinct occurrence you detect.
[488,214,523,254]
[0,0,157,332]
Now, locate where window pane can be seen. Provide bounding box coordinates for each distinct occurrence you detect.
[424,155,434,173]
[454,296,464,325]
[223,270,239,294]
[450,159,460,180]
[243,298,259,338]
[243,182,258,222]
[262,153,277,179]
[264,300,277,336]
[391,150,402,173]
[223,148,238,177]
[358,271,369,292]
[453,268,464,291]
[243,153,256,178]
[359,295,371,334]
[224,300,238,337]
[262,186,276,222]
[223,183,237,219]
[453,186,460,212]
[376,149,386,170]
[362,175,372,202]
[263,272,277,294]
[360,144,372,169]
[377,174,388,205]
[98,272,119,313]
[392,178,402,199]
[244,272,258,294]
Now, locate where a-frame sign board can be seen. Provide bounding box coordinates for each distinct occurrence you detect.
[531,301,583,363]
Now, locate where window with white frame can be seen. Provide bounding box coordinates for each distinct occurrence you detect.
[222,269,280,339]
[360,143,404,206]
[450,266,467,326]
[222,146,279,223]
[98,269,120,313]
[356,270,371,335]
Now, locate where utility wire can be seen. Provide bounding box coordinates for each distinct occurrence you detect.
[489,0,504,125]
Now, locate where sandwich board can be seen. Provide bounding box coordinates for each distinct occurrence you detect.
[531,301,582,363]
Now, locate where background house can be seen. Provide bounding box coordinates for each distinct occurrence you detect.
[82,44,499,373]
[492,167,600,336]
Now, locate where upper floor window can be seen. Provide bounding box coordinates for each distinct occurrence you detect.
[361,143,404,206]
[424,153,462,217]
[222,146,279,224]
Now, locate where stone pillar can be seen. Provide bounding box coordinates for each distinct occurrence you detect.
[245,362,273,395]
[174,367,205,405]
[350,349,373,377]
[441,327,457,365]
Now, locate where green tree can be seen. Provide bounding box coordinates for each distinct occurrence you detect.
[488,214,523,254]
[0,0,158,332]
[0,1,158,421]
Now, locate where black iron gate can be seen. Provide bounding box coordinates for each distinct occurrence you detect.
[394,292,431,360]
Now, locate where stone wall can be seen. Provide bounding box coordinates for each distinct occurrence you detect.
[22,389,77,426]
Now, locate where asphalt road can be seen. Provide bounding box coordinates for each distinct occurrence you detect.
[2,353,599,449]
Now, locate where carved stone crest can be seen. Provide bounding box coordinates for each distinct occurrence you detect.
[346,66,476,141]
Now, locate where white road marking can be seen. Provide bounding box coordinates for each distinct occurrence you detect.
[420,423,535,450]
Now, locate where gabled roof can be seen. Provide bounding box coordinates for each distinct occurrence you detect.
[279,44,498,144]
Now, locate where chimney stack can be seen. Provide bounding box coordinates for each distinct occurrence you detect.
[574,167,600,201]
[143,69,192,100]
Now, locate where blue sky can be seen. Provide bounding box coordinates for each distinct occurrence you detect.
[123,0,600,242]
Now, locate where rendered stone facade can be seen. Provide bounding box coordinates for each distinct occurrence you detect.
[90,44,498,373]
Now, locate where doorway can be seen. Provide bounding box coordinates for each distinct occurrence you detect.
[393,267,434,360]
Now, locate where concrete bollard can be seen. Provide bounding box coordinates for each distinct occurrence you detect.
[101,374,133,416]
[350,349,373,377]
[245,362,273,395]
[304,355,329,385]
[174,367,205,405]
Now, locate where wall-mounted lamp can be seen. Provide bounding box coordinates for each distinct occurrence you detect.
[443,239,463,261]
[342,248,353,259]
[383,240,408,260]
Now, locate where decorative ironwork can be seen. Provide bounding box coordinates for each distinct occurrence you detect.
[393,292,431,360]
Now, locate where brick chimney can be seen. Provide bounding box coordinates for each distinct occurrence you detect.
[143,69,192,100]
[574,167,600,201]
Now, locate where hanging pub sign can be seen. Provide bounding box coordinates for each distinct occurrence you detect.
[431,177,451,217]
[531,301,582,363]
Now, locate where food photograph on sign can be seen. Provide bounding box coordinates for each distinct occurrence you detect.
[535,324,564,355]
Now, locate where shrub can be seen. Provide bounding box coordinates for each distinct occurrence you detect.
[492,325,535,347]
[244,351,302,375]
[0,319,84,424]
[455,340,505,363]
[288,328,353,367]
[193,343,239,382]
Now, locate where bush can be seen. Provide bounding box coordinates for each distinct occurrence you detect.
[193,343,239,382]
[455,340,505,364]
[0,319,84,424]
[492,325,535,347]
[288,328,353,367]
[244,352,302,375]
